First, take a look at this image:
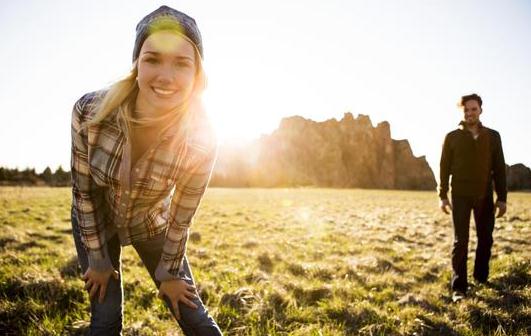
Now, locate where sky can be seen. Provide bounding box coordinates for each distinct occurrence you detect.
[1,0,530,181]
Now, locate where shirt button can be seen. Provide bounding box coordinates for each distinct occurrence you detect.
[121,203,126,207]
[125,190,129,195]
[135,168,140,173]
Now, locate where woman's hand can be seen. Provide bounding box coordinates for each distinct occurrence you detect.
[82,267,119,303]
[158,279,198,320]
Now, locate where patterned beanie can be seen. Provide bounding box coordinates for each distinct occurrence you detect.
[132,5,203,62]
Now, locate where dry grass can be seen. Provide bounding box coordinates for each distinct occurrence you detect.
[0,187,529,335]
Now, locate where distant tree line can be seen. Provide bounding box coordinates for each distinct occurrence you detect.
[0,163,529,190]
[0,166,71,187]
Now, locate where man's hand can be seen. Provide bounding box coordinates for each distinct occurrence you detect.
[158,279,198,320]
[495,201,507,218]
[439,199,452,214]
[82,267,119,303]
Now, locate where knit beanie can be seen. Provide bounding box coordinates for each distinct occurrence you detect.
[132,5,203,62]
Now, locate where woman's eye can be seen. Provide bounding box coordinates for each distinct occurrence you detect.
[144,57,159,64]
[175,61,192,68]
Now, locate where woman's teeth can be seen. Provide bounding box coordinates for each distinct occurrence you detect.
[153,87,175,95]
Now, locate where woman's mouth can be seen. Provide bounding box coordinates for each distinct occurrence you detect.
[152,87,177,97]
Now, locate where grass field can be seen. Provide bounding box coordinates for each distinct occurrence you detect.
[0,187,529,335]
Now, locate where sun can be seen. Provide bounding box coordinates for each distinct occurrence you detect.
[202,89,269,144]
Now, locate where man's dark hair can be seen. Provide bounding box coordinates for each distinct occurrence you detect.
[459,93,483,108]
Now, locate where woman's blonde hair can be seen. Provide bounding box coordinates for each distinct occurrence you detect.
[84,42,206,138]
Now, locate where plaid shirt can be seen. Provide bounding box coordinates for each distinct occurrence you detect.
[71,91,216,280]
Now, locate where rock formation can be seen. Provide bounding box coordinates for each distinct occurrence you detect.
[210,113,437,190]
[507,164,531,191]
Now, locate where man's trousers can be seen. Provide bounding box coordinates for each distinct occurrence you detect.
[450,194,495,292]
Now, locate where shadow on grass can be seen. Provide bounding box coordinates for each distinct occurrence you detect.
[466,260,530,335]
[27,232,64,243]
[497,236,529,245]
[13,241,45,251]
[325,304,401,335]
[490,260,530,290]
[0,276,85,335]
[286,283,332,306]
[0,237,18,249]
[60,256,81,279]
[257,253,274,273]
[57,228,73,234]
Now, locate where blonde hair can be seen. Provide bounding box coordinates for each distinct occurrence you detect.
[84,43,206,139]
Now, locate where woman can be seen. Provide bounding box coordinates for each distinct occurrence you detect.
[70,6,222,335]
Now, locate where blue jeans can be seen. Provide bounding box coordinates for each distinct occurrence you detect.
[71,208,222,336]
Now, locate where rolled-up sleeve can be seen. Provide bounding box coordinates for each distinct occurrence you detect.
[71,94,112,271]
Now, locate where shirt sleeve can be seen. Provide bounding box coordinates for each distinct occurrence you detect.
[71,94,113,272]
[438,133,452,200]
[492,131,507,202]
[154,142,217,282]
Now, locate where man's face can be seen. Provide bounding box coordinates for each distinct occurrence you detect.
[462,100,482,126]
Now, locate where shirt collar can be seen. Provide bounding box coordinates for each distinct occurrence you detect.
[113,109,188,141]
[458,120,484,130]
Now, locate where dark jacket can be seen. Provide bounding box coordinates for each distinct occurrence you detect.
[439,122,507,202]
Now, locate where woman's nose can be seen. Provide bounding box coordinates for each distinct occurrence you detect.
[155,64,176,84]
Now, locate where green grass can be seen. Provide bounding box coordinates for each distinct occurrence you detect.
[0,187,529,335]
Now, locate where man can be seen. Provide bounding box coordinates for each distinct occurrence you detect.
[438,93,507,302]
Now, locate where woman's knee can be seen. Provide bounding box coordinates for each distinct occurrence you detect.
[178,300,221,335]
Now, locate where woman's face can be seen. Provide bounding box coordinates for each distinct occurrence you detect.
[136,31,197,114]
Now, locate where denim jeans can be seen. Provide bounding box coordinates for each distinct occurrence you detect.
[450,195,495,292]
[71,208,222,336]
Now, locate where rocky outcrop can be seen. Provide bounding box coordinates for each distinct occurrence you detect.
[210,113,437,190]
[507,164,531,191]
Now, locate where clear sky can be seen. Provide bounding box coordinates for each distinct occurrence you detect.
[1,0,530,180]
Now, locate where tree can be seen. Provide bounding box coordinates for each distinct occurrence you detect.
[54,165,71,186]
[41,167,53,183]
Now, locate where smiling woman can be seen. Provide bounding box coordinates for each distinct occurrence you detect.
[70,5,222,335]
[136,31,203,118]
